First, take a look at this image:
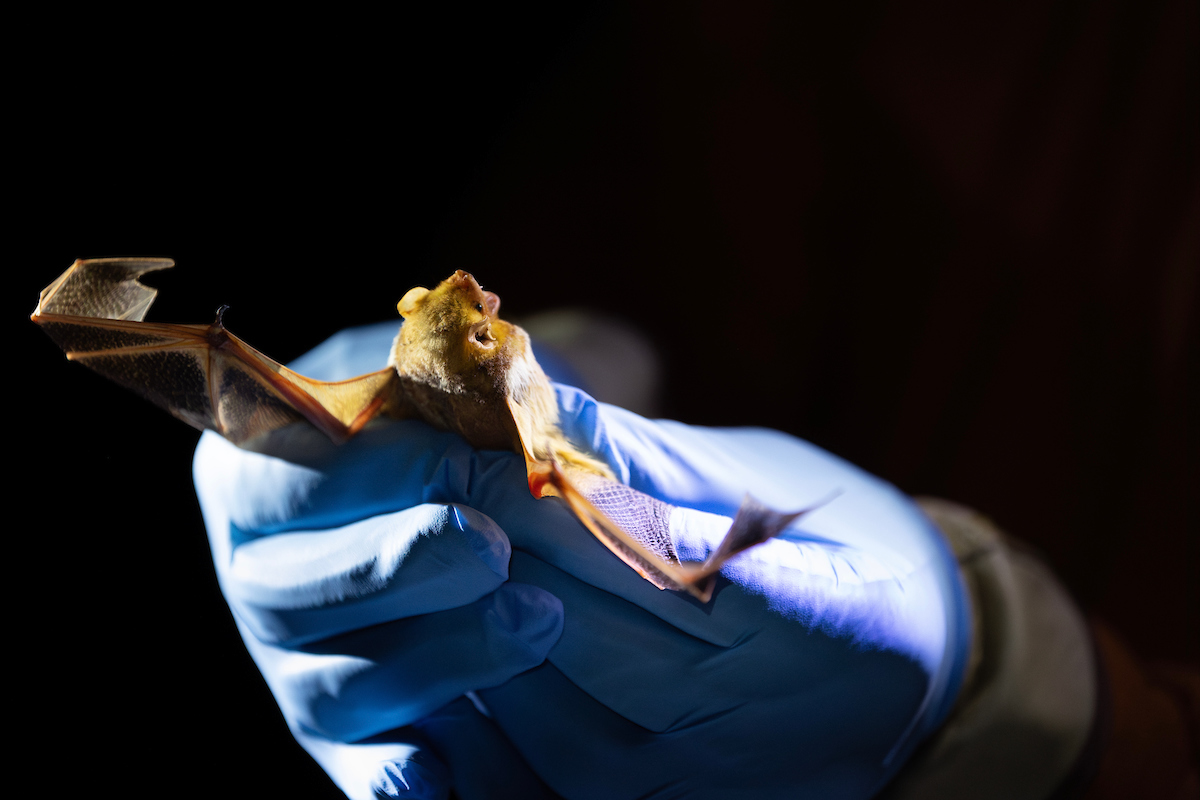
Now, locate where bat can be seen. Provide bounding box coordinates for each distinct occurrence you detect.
[33,257,824,601]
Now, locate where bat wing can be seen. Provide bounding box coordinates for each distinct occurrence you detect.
[509,397,831,603]
[32,258,400,445]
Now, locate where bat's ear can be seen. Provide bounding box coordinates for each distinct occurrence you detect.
[483,290,501,316]
[397,286,431,318]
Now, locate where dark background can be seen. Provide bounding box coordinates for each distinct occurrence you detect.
[13,2,1195,797]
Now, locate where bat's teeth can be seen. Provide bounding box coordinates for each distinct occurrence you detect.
[471,320,497,346]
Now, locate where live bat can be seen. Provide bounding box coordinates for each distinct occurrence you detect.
[33,257,819,601]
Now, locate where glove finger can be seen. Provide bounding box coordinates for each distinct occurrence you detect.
[240,582,563,743]
[194,421,472,536]
[411,696,562,800]
[217,503,512,647]
[295,696,563,800]
[292,725,450,800]
[194,410,533,565]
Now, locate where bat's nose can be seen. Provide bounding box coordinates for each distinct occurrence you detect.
[451,269,482,290]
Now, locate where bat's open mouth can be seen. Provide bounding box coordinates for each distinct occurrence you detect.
[471,320,497,348]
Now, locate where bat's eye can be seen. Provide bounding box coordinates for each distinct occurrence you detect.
[475,303,484,312]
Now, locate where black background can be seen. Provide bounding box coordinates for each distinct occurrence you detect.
[13,2,1196,797]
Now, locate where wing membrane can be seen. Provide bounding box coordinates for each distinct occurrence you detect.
[33,258,398,444]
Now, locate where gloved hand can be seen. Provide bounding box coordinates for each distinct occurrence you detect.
[193,322,971,800]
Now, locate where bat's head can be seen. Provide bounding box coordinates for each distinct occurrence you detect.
[390,270,532,396]
[400,267,499,321]
[397,269,501,341]
[390,271,589,471]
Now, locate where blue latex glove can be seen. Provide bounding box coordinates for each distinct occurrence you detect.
[193,322,971,800]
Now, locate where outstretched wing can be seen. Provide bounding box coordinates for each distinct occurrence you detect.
[32,258,399,445]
